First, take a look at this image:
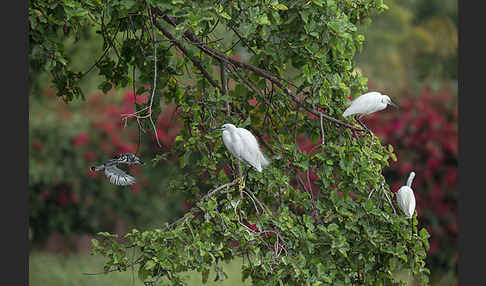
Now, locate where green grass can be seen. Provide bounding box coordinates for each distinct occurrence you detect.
[29,251,250,286]
[30,251,454,285]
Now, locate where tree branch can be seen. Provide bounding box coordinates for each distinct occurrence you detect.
[220,61,230,116]
[152,20,222,92]
[152,7,365,133]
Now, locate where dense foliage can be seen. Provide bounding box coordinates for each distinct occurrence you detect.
[29,0,432,285]
[29,89,184,243]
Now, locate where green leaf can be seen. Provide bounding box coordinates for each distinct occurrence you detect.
[419,228,430,240]
[256,14,271,25]
[99,81,112,94]
[273,4,288,10]
[144,260,156,270]
[220,12,231,20]
[312,0,324,7]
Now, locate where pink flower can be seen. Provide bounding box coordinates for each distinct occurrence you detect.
[243,221,258,233]
[31,141,43,151]
[123,91,148,105]
[248,98,258,106]
[230,240,240,248]
[57,190,70,206]
[130,184,141,194]
[83,151,95,162]
[72,133,89,147]
[70,193,80,203]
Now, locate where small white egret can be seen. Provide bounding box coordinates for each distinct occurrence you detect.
[396,171,416,219]
[90,153,144,186]
[343,91,398,132]
[210,123,270,190]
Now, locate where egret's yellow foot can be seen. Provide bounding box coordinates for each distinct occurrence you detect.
[233,177,245,191]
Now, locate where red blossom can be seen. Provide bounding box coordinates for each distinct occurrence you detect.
[130,184,141,194]
[72,133,89,147]
[429,238,439,254]
[230,240,240,248]
[70,193,80,203]
[184,201,191,212]
[123,91,148,105]
[31,141,43,151]
[57,190,70,206]
[248,98,258,106]
[83,151,96,162]
[243,221,258,233]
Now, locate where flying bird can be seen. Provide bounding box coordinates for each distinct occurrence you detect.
[90,153,143,186]
[396,171,416,219]
[343,91,398,132]
[210,123,270,189]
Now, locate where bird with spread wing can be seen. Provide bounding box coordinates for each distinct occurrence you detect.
[90,153,143,186]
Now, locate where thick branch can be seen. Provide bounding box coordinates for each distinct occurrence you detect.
[152,20,222,92]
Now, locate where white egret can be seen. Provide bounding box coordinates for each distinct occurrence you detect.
[90,153,143,186]
[343,91,398,132]
[210,123,270,190]
[396,171,416,219]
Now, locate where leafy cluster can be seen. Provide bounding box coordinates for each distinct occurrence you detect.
[29,0,431,285]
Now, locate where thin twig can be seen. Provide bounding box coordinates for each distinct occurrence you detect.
[320,113,325,147]
[83,256,143,275]
[120,9,162,147]
[220,61,230,116]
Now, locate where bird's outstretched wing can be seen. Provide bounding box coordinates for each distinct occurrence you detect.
[104,165,136,186]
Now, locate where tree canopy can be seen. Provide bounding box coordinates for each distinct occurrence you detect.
[29,0,431,285]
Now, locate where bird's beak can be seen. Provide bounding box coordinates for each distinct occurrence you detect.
[389,102,399,109]
[208,127,223,132]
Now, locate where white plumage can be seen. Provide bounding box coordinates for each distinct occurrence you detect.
[217,123,270,172]
[343,91,398,118]
[396,171,416,219]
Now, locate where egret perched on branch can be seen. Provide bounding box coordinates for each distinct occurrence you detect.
[210,123,270,190]
[396,171,416,219]
[90,153,144,186]
[343,91,398,132]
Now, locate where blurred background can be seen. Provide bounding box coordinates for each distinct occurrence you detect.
[29,0,457,285]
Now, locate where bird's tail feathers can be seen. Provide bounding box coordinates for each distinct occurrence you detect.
[342,109,352,117]
[260,152,270,167]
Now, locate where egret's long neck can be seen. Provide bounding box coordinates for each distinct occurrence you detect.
[406,172,416,187]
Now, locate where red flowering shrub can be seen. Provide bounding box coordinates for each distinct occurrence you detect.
[365,86,458,277]
[29,89,185,246]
